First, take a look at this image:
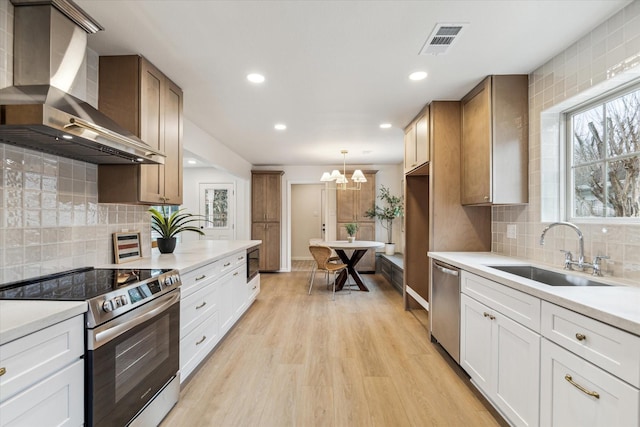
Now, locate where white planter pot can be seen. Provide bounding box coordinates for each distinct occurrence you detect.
[385,243,395,255]
[347,236,355,243]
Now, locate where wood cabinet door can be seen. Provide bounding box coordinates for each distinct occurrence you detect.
[356,173,376,222]
[252,173,281,222]
[139,59,164,203]
[461,77,492,205]
[415,109,429,166]
[162,79,183,205]
[251,222,280,271]
[336,188,356,223]
[404,123,417,173]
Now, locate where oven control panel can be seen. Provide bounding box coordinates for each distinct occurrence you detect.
[87,270,182,327]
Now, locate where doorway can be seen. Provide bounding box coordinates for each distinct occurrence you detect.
[199,183,236,240]
[291,184,325,266]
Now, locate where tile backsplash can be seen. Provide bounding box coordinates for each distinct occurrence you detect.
[0,0,150,283]
[492,1,640,281]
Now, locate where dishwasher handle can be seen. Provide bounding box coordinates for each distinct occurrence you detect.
[433,261,459,277]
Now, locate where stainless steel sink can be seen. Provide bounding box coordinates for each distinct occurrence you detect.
[488,265,610,287]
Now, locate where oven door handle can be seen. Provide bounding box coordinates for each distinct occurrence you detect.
[88,290,180,350]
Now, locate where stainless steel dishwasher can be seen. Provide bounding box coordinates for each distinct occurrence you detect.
[430,259,461,363]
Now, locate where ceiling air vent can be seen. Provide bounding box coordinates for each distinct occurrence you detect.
[420,23,468,56]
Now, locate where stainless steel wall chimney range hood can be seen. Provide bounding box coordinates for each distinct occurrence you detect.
[0,0,165,165]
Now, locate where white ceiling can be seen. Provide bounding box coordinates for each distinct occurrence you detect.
[75,0,630,167]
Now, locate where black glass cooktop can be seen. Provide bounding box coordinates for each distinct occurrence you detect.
[0,267,171,301]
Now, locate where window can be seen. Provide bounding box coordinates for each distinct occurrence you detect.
[567,83,640,219]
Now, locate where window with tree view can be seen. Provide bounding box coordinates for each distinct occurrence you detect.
[568,84,640,219]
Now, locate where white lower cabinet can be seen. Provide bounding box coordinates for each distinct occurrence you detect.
[540,338,639,427]
[540,301,640,427]
[461,293,540,427]
[0,315,84,427]
[179,249,259,383]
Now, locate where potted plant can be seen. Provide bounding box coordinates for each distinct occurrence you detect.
[345,222,359,243]
[365,185,404,255]
[149,207,206,253]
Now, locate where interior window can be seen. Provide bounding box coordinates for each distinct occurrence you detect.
[566,83,640,220]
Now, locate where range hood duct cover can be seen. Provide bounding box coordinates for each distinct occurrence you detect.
[0,0,165,165]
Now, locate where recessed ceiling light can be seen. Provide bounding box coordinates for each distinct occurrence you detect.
[247,73,265,83]
[409,71,428,81]
[187,159,197,165]
[274,123,287,131]
[379,123,392,129]
[62,134,73,140]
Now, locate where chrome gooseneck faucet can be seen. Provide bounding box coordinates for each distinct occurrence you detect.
[539,221,609,275]
[539,221,585,267]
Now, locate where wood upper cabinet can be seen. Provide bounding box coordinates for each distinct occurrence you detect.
[404,107,429,174]
[97,55,183,205]
[460,75,528,205]
[251,171,283,272]
[252,171,282,222]
[336,171,376,223]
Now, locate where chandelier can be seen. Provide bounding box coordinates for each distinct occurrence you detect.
[320,150,367,190]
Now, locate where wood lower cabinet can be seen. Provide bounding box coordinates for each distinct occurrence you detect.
[461,75,528,205]
[98,55,183,205]
[251,171,283,272]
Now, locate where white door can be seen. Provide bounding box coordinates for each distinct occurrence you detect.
[199,183,235,240]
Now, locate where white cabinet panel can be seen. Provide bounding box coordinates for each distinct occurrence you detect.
[460,293,492,391]
[540,338,639,427]
[542,301,640,388]
[0,357,83,427]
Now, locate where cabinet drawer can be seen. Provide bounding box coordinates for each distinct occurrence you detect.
[248,275,260,302]
[180,261,220,297]
[391,265,403,290]
[541,302,640,387]
[180,311,219,382]
[232,251,247,267]
[220,252,244,275]
[0,315,84,402]
[461,271,540,332]
[0,358,84,426]
[540,338,640,427]
[180,281,219,337]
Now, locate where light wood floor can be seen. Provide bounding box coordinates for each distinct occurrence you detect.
[162,271,503,427]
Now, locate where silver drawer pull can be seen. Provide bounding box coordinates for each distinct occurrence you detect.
[195,302,207,310]
[195,275,206,281]
[224,262,231,267]
[238,256,244,260]
[234,272,239,276]
[196,336,206,345]
[252,286,257,290]
[565,374,599,398]
[575,333,586,341]
[0,367,5,376]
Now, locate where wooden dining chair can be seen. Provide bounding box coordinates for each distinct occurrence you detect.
[308,245,348,300]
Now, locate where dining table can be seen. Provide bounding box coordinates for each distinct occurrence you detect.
[320,240,384,291]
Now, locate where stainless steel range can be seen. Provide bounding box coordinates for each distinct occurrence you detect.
[0,267,182,427]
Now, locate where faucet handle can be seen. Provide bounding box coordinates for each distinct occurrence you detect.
[560,250,574,270]
[591,255,610,276]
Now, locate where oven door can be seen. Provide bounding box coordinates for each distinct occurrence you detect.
[86,290,180,427]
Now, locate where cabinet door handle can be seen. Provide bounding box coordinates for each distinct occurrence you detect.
[195,301,207,310]
[195,275,206,281]
[252,286,257,290]
[482,312,495,320]
[224,262,231,267]
[234,272,239,276]
[564,374,600,399]
[0,367,5,376]
[196,335,207,346]
[575,333,586,341]
[238,256,244,260]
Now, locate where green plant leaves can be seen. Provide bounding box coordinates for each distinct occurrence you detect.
[149,207,207,238]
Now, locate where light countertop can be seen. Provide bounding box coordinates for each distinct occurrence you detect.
[100,240,262,274]
[0,300,87,345]
[1,240,261,345]
[428,252,640,336]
